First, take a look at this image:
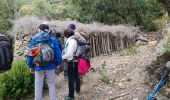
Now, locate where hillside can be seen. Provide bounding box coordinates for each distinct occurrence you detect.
[28,25,170,100]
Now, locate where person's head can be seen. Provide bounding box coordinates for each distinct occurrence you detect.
[51,30,61,39]
[42,21,49,26]
[42,21,52,34]
[38,24,49,33]
[63,29,74,38]
[68,24,76,30]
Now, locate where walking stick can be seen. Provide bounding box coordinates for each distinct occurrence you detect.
[146,61,170,100]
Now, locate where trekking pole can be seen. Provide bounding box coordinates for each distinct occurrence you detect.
[146,61,170,100]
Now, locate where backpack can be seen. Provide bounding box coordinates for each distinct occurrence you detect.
[0,34,13,72]
[78,57,90,75]
[28,32,54,66]
[79,31,89,43]
[71,35,90,58]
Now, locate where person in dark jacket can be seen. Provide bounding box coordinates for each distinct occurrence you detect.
[27,24,62,100]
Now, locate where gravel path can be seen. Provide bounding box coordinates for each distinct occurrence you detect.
[39,45,160,100]
[33,27,170,100]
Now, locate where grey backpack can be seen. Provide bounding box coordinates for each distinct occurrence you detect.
[28,32,54,66]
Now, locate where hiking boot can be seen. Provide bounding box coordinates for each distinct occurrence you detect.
[76,91,80,95]
[64,96,74,100]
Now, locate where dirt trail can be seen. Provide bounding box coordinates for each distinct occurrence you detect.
[51,46,156,100]
[38,27,170,100]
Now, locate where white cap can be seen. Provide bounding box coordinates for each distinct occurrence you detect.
[166,61,170,71]
[42,21,49,26]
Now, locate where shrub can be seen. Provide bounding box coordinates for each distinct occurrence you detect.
[0,60,34,100]
[98,61,111,85]
[164,42,170,54]
[99,75,111,85]
[63,0,165,32]
[120,45,137,56]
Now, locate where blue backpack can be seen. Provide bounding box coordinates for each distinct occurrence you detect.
[28,32,54,66]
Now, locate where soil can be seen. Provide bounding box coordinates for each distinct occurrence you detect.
[29,26,170,100]
[41,46,166,100]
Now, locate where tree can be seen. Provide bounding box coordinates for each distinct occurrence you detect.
[0,0,16,34]
[158,0,170,16]
[61,0,164,31]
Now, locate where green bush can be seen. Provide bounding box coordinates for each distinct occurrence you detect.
[0,60,34,100]
[164,42,170,53]
[61,0,165,32]
[99,75,111,85]
[120,45,137,56]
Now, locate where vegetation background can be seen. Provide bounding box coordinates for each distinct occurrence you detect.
[0,0,169,35]
[1,0,170,99]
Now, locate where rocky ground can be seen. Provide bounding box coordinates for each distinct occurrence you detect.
[41,42,167,100]
[28,25,170,100]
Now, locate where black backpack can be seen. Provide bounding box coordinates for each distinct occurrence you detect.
[0,34,13,72]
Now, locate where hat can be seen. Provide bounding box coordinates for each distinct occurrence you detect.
[38,24,49,32]
[68,24,76,30]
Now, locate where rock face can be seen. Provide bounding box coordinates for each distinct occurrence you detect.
[14,35,31,59]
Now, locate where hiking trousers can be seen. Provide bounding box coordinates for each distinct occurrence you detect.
[67,61,80,98]
[35,69,57,100]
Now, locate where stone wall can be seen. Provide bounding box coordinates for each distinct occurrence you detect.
[14,35,31,59]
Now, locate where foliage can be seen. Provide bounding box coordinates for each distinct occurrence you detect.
[59,0,165,31]
[0,60,34,100]
[126,77,132,82]
[18,0,62,20]
[0,0,167,35]
[13,0,166,31]
[0,0,16,34]
[99,75,111,85]
[120,45,137,56]
[98,61,111,85]
[158,0,170,16]
[164,42,170,54]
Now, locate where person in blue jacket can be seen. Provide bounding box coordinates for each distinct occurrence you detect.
[27,24,62,100]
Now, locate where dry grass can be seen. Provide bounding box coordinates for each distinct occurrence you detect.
[11,16,142,38]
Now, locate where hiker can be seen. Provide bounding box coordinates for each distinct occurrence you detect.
[63,32,69,80]
[51,30,64,75]
[42,22,63,75]
[51,29,62,52]
[68,24,89,45]
[62,29,80,100]
[68,24,91,79]
[27,24,62,100]
[42,21,62,51]
[42,21,52,34]
[0,34,13,73]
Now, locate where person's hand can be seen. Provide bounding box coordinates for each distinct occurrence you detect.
[55,66,60,75]
[29,68,35,74]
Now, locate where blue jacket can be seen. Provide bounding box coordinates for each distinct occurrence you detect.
[27,33,62,71]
